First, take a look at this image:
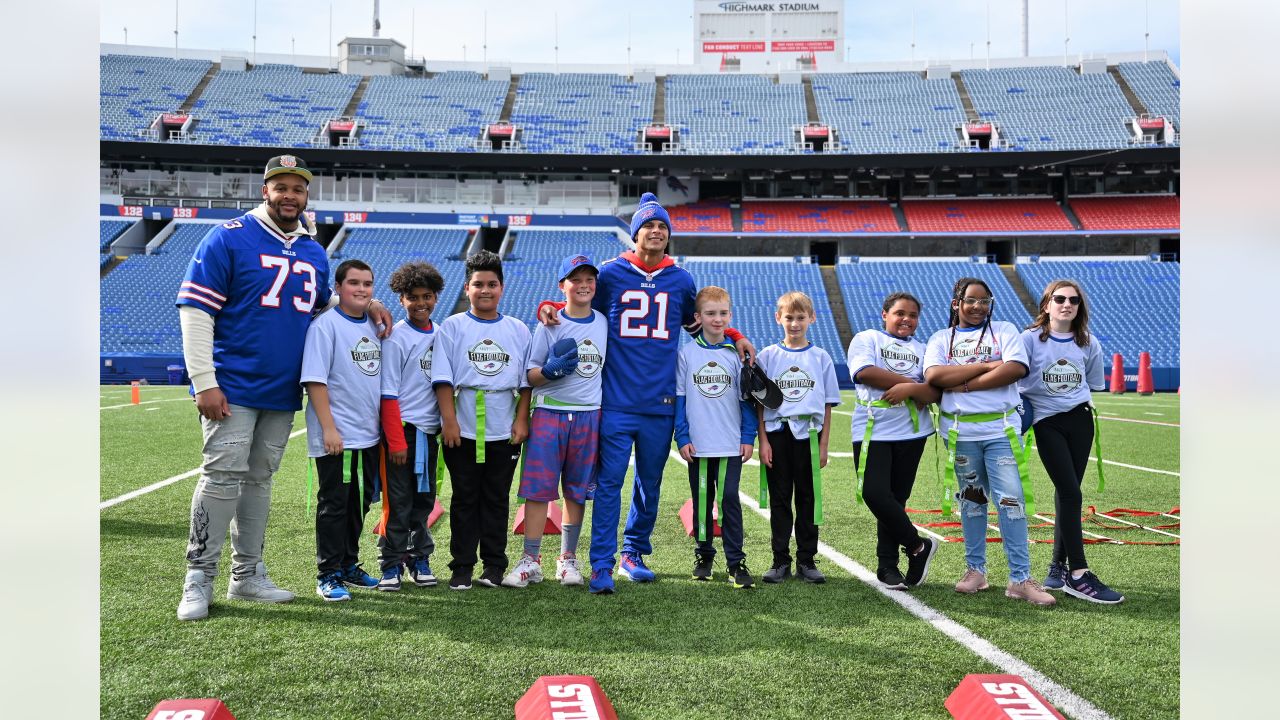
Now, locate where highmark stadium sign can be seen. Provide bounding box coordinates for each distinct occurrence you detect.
[717,2,822,11]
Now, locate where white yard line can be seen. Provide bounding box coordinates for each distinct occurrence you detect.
[1091,510,1181,540]
[100,397,191,411]
[100,429,308,510]
[738,488,1116,720]
[1097,416,1179,428]
[1033,513,1122,544]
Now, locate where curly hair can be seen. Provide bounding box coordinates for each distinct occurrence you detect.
[388,260,444,297]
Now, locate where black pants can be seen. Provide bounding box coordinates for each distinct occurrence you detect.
[378,423,438,570]
[686,455,745,565]
[442,437,521,574]
[853,436,928,572]
[764,430,819,567]
[1034,403,1094,570]
[314,446,380,578]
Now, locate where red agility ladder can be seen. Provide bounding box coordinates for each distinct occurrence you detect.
[145,699,237,720]
[946,674,1065,719]
[515,675,618,720]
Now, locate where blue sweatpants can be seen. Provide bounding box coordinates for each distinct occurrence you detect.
[589,409,674,571]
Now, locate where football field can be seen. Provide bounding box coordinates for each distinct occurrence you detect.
[100,385,1180,719]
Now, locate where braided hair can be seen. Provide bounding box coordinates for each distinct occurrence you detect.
[946,277,993,361]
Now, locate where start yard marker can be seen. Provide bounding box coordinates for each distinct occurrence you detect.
[145,699,236,720]
[515,675,618,720]
[946,674,1066,719]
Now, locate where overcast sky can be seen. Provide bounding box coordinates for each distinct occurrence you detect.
[100,0,1179,67]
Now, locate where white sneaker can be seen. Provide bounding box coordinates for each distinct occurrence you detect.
[501,554,544,588]
[557,553,583,586]
[227,562,295,603]
[178,569,212,621]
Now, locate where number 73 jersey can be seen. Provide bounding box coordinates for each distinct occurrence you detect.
[591,251,696,416]
[175,214,332,411]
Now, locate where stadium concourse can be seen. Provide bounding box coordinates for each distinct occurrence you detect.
[98,40,1179,720]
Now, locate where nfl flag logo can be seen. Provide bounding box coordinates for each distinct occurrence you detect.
[280,155,297,167]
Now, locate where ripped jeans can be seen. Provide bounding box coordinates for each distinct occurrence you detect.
[949,437,1031,583]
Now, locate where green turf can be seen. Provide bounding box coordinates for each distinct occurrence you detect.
[101,386,1179,719]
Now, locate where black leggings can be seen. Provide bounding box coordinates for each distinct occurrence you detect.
[1033,403,1094,570]
[852,436,928,571]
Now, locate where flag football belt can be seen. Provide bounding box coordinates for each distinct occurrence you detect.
[758,415,825,525]
[1023,403,1106,494]
[937,408,1033,518]
[695,457,729,542]
[413,427,442,494]
[852,396,921,506]
[306,448,373,517]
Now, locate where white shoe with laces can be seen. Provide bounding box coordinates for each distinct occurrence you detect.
[501,554,544,588]
[178,569,213,621]
[226,562,295,603]
[557,553,583,586]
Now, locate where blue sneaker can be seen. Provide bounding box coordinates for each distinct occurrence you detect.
[1063,570,1125,605]
[341,564,380,590]
[588,568,615,595]
[377,565,402,592]
[618,552,656,582]
[1043,561,1066,590]
[410,558,438,587]
[316,573,351,602]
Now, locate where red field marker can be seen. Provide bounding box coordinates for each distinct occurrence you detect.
[1137,351,1154,395]
[1108,353,1125,394]
[131,381,141,405]
[427,498,444,528]
[515,675,617,720]
[513,501,563,535]
[145,699,237,720]
[945,674,1064,719]
[678,498,721,537]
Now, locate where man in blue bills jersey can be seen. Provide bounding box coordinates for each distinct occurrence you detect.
[539,193,754,593]
[174,155,391,620]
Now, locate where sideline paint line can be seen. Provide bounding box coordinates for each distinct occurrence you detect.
[100,429,308,510]
[737,490,1116,720]
[1098,415,1179,428]
[1024,443,1179,478]
[101,397,191,411]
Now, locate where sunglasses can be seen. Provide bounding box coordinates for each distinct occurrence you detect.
[1051,295,1081,306]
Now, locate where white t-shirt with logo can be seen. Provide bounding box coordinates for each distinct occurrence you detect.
[758,342,842,440]
[431,311,531,442]
[676,338,745,457]
[923,320,1029,441]
[847,329,936,442]
[1018,329,1104,424]
[381,319,440,432]
[526,309,608,412]
[301,308,383,457]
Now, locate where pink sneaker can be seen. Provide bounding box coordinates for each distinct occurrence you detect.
[955,568,989,594]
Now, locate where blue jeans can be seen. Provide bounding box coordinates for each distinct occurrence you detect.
[951,436,1031,583]
[589,410,675,570]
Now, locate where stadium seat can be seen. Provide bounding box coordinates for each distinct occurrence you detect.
[740,200,900,233]
[1069,195,1179,230]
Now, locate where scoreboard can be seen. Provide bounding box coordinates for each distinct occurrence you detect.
[693,0,844,72]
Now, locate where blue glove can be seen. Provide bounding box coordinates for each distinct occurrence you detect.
[541,338,579,380]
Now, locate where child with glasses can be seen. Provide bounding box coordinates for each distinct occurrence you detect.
[1019,280,1124,604]
[923,277,1055,607]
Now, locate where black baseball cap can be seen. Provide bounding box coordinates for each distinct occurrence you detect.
[263,154,313,183]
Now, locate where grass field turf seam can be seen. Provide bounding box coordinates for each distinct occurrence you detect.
[100,387,1179,719]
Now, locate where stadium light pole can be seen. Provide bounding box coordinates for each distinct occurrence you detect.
[329,3,333,71]
[253,0,258,65]
[1063,0,1070,67]
[173,0,179,60]
[985,0,991,70]
[484,11,488,66]
[910,2,916,65]
[1144,0,1150,61]
[124,26,128,46]
[554,12,559,73]
[411,8,415,64]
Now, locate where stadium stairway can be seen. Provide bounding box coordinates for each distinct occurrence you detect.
[820,265,854,352]
[802,76,820,123]
[1059,200,1085,230]
[653,76,666,124]
[499,75,519,122]
[953,73,981,123]
[342,76,370,117]
[890,203,908,231]
[1000,266,1040,317]
[178,62,219,113]
[1108,66,1150,116]
[729,202,743,232]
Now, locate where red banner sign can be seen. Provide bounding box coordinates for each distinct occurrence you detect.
[771,40,835,52]
[161,114,189,125]
[118,205,144,217]
[1138,118,1165,129]
[644,126,672,139]
[329,120,355,132]
[703,42,766,53]
[507,215,532,226]
[802,126,830,139]
[488,124,516,138]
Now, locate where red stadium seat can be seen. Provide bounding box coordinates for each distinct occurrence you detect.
[668,201,733,233]
[902,198,1072,232]
[740,200,899,233]
[1068,195,1179,230]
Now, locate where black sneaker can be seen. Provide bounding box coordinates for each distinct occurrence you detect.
[449,571,472,591]
[877,567,908,590]
[797,562,826,584]
[762,563,791,584]
[1063,570,1125,605]
[476,566,504,588]
[728,562,755,589]
[692,553,714,581]
[903,536,938,587]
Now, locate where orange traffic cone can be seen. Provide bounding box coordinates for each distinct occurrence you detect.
[1108,354,1125,394]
